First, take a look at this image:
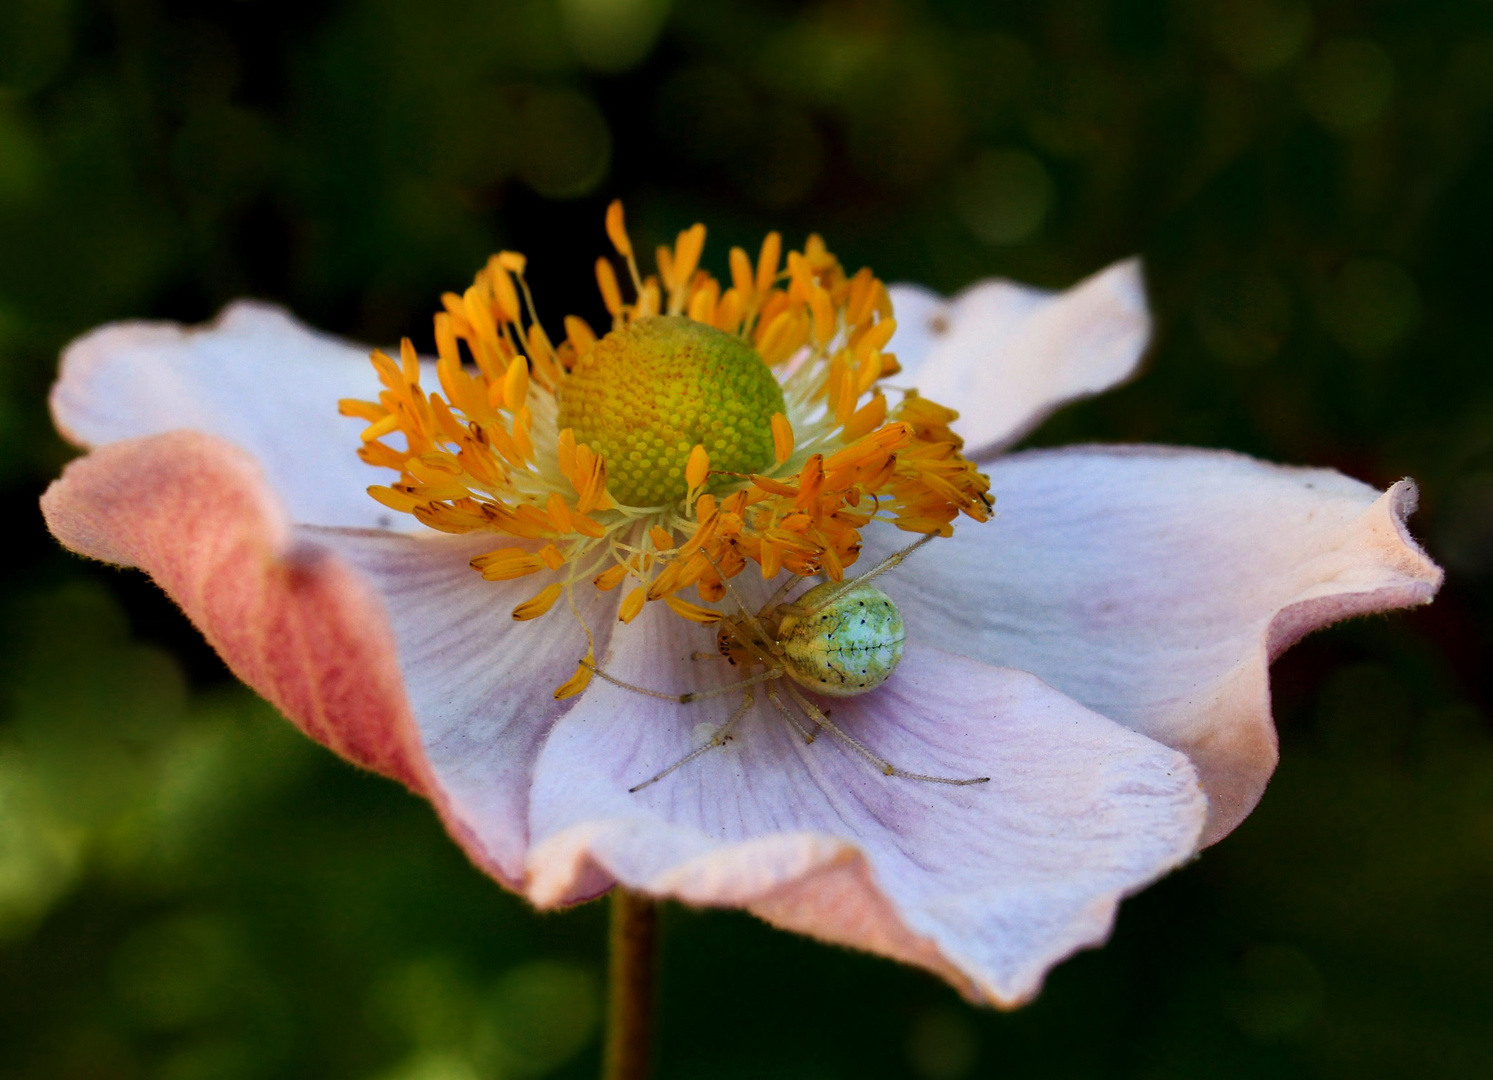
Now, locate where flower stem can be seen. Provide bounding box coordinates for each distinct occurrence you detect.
[603,888,658,1080]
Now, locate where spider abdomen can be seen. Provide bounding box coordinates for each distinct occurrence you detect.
[780,582,905,697]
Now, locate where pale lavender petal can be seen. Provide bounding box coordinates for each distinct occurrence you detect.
[51,301,397,529]
[866,445,1443,845]
[887,259,1150,457]
[305,525,619,883]
[526,596,1205,1005]
[41,429,616,887]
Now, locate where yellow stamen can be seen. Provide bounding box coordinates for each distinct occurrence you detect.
[685,444,710,491]
[619,588,646,623]
[546,492,573,533]
[554,649,594,699]
[488,260,521,322]
[471,547,545,580]
[345,202,992,644]
[605,200,632,259]
[512,583,563,621]
[730,247,754,300]
[503,355,529,411]
[755,231,781,296]
[594,563,630,591]
[771,412,794,464]
[368,485,421,513]
[596,258,624,317]
[361,415,400,442]
[664,596,723,624]
[842,393,888,443]
[669,224,706,314]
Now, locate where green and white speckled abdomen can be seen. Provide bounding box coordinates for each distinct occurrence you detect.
[780,581,906,697]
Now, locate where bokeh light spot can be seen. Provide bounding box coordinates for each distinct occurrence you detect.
[1318,257,1420,358]
[111,914,247,1030]
[904,1005,979,1079]
[474,960,600,1075]
[1222,944,1324,1041]
[952,148,1054,245]
[1209,0,1313,75]
[0,0,71,93]
[559,0,671,74]
[515,89,612,199]
[1301,38,1396,134]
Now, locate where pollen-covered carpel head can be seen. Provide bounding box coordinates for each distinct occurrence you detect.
[342,201,994,697]
[559,316,784,507]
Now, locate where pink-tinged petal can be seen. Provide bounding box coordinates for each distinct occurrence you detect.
[302,524,616,884]
[887,259,1150,457]
[867,445,1443,846]
[39,430,614,886]
[51,301,393,529]
[526,598,1206,1006]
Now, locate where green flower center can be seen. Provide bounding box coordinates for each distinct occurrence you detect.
[559,315,785,507]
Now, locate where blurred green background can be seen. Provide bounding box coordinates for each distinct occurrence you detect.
[2,0,1492,1077]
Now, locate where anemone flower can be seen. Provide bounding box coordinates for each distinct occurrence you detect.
[41,205,1441,1010]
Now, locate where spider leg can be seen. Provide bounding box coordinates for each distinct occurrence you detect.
[783,683,989,786]
[629,689,757,792]
[698,547,778,651]
[764,678,819,744]
[583,658,783,703]
[797,531,938,618]
[756,572,802,618]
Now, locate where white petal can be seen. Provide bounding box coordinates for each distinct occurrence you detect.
[525,596,1204,1005]
[869,445,1443,844]
[887,259,1150,456]
[51,301,397,529]
[304,525,620,883]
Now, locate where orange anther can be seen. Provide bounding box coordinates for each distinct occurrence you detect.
[512,582,563,621]
[553,650,594,699]
[730,246,754,298]
[619,588,647,623]
[665,596,723,624]
[546,492,574,533]
[502,355,529,411]
[755,231,782,295]
[686,443,710,490]
[605,200,632,258]
[595,257,624,316]
[594,563,630,591]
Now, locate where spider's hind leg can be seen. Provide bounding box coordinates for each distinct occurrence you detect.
[765,679,819,745]
[782,683,989,786]
[629,689,757,792]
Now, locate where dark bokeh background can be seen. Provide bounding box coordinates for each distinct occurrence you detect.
[3,0,1492,1077]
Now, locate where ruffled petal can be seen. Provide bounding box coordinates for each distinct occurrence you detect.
[303,524,617,884]
[887,259,1150,457]
[50,301,395,529]
[865,445,1443,846]
[526,597,1206,1006]
[40,430,615,886]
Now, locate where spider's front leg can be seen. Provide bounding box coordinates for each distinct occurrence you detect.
[582,657,783,703]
